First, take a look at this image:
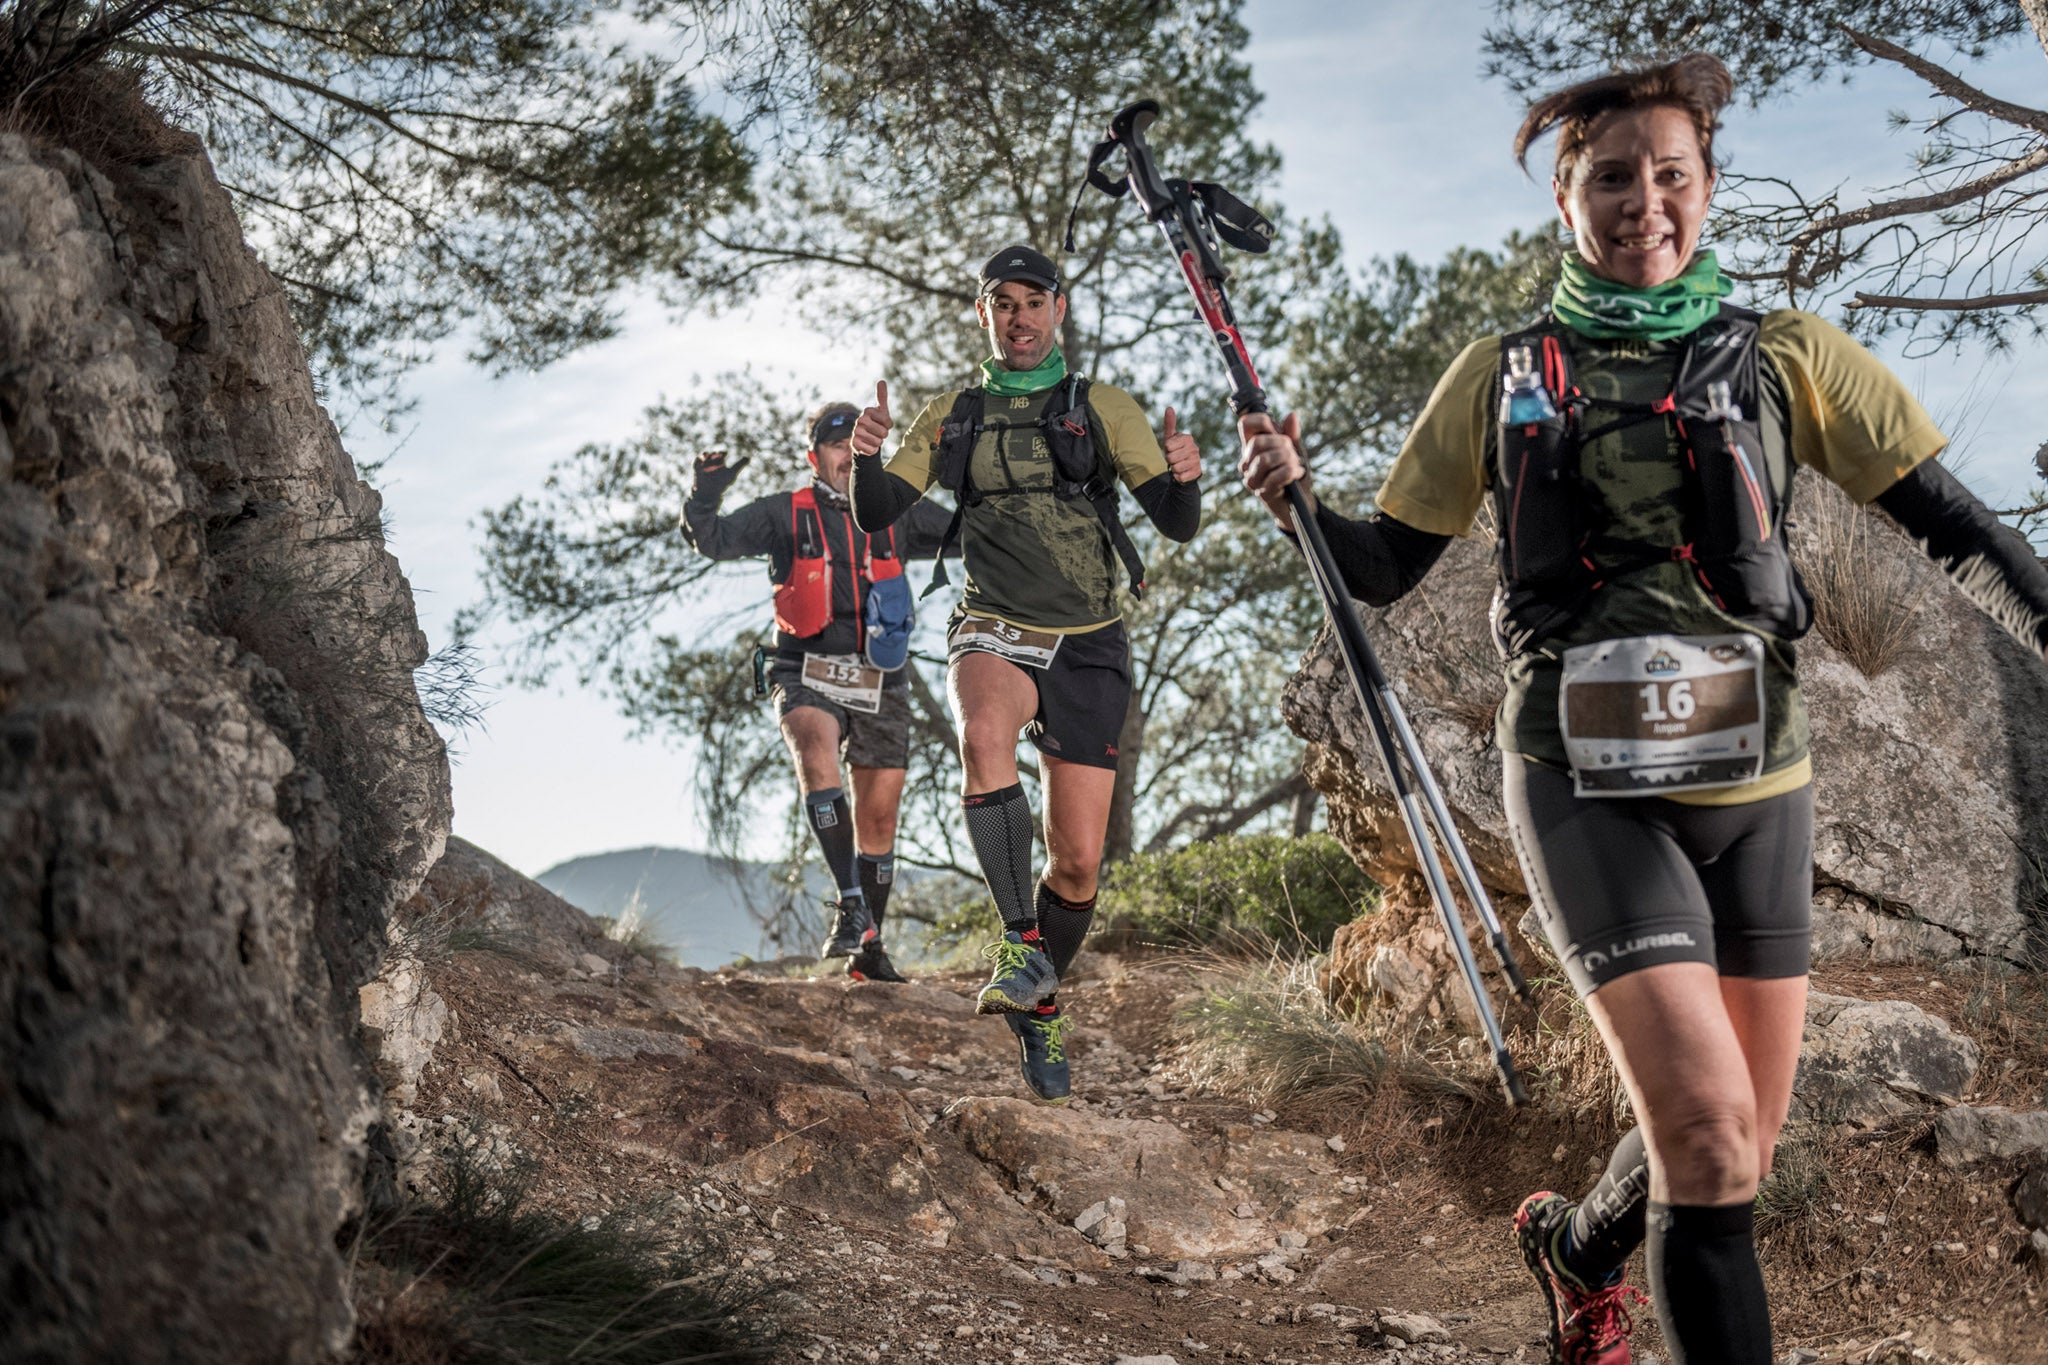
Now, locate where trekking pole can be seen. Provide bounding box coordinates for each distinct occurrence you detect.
[1069,99,1530,1104]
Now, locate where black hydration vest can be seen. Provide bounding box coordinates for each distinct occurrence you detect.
[1489,304,1813,658]
[924,374,1147,599]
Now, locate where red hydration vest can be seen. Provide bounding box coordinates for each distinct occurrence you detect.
[772,486,903,642]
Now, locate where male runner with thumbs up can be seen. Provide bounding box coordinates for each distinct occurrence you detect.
[848,244,1204,1103]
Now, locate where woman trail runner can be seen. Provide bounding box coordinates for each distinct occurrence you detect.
[1237,54,2048,1365]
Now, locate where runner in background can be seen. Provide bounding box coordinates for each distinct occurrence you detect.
[849,244,1204,1103]
[683,403,956,981]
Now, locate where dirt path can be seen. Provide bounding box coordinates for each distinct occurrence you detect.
[381,847,2046,1365]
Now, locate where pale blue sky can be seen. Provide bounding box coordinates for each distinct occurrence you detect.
[364,1,2048,875]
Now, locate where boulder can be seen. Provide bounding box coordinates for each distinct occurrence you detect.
[947,1097,1276,1260]
[1283,480,2048,1023]
[1792,993,1980,1127]
[1934,1106,2048,1170]
[0,123,449,1361]
[2015,1161,2048,1232]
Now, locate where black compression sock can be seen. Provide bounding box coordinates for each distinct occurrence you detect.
[1645,1201,1772,1365]
[804,787,862,904]
[1553,1126,1649,1289]
[858,851,896,938]
[1035,881,1096,979]
[963,785,1036,933]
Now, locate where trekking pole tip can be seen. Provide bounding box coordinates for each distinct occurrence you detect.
[1498,1051,1530,1107]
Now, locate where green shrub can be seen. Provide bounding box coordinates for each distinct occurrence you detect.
[1099,832,1377,951]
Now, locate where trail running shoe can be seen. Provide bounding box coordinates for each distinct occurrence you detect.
[847,941,908,983]
[819,897,873,959]
[1006,1006,1073,1104]
[1514,1191,1648,1365]
[974,930,1058,1015]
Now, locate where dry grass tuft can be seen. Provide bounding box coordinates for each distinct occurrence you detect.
[1796,480,1928,679]
[1513,975,1633,1133]
[1170,941,1483,1135]
[1,61,198,169]
[348,1142,777,1364]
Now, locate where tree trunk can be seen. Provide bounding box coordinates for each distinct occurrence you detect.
[1103,689,1146,864]
[1290,782,1319,835]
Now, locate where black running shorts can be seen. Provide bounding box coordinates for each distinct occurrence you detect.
[948,610,1131,771]
[1503,756,1814,996]
[768,653,912,770]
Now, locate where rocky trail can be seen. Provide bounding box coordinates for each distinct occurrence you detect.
[366,841,2048,1365]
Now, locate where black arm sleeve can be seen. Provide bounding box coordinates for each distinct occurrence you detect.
[1130,473,1202,543]
[850,453,926,531]
[1873,458,2048,657]
[896,495,964,559]
[1286,504,1451,608]
[679,492,786,564]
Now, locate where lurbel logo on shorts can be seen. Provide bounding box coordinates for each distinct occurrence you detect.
[1105,743,1118,757]
[1644,651,1681,676]
[1581,930,1698,972]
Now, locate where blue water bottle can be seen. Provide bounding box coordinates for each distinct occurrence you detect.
[1501,345,1559,425]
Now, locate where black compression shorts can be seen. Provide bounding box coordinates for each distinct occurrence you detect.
[946,610,1130,772]
[1503,756,1814,995]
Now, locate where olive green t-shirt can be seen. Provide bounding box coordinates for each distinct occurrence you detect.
[885,380,1168,631]
[1379,309,1948,805]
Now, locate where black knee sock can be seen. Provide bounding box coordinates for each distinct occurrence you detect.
[1645,1201,1772,1365]
[1554,1126,1649,1288]
[1035,882,1096,979]
[858,851,895,939]
[963,784,1036,934]
[804,787,861,906]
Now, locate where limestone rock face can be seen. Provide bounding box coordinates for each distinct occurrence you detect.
[1283,483,2048,1022]
[1791,993,1980,1127]
[0,130,450,1361]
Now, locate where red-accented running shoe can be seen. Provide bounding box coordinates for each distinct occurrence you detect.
[1514,1191,1649,1365]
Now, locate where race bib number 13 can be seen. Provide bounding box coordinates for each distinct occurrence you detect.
[947,615,1064,670]
[1559,634,1766,797]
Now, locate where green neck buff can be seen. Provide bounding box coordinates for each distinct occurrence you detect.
[1551,252,1733,341]
[980,346,1068,396]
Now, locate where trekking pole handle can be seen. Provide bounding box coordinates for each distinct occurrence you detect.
[1108,100,1174,219]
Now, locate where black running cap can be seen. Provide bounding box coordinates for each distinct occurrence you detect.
[809,405,858,450]
[977,244,1060,296]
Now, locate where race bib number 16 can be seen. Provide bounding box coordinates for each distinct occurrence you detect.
[1559,634,1766,797]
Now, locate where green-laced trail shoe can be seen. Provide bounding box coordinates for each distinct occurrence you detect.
[974,930,1058,1014]
[1005,1007,1073,1104]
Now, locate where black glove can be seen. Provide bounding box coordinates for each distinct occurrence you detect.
[690,451,751,506]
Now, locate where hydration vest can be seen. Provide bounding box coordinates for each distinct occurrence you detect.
[924,375,1147,599]
[772,485,904,644]
[1489,304,1813,658]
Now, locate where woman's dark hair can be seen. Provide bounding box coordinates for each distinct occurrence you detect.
[1514,53,1734,186]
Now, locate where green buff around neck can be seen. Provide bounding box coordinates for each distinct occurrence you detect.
[980,347,1068,396]
[1551,252,1733,341]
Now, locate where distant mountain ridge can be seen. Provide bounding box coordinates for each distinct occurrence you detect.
[535,846,825,969]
